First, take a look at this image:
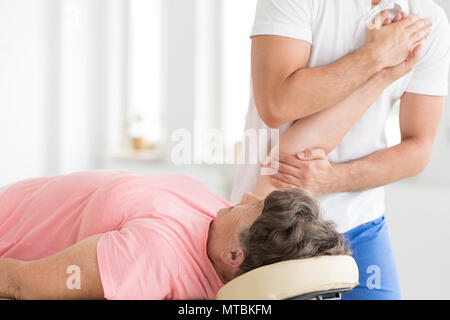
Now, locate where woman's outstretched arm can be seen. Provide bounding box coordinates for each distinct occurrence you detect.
[252,72,391,198]
[252,43,423,199]
[0,234,104,300]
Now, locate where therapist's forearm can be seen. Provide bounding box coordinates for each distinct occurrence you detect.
[278,70,393,155]
[330,138,432,193]
[253,70,393,199]
[259,45,383,128]
[281,46,382,120]
[255,14,433,128]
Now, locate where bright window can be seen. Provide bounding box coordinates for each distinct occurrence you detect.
[126,0,162,145]
[220,0,257,147]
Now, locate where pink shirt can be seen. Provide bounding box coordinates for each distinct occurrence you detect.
[0,171,228,299]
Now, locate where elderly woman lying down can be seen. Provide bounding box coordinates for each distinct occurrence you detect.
[0,172,349,300]
[0,38,418,299]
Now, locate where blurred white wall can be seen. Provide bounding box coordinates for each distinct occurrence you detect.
[0,0,114,184]
[0,0,47,182]
[385,0,450,300]
[105,0,239,198]
[0,0,449,299]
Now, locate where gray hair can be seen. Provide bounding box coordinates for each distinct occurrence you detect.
[236,188,351,277]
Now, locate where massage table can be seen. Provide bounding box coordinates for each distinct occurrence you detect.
[217,255,359,300]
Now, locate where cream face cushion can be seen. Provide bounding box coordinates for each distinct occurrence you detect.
[217,255,359,300]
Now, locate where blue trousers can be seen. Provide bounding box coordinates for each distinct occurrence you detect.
[342,215,402,300]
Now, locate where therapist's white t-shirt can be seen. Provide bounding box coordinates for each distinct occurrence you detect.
[231,0,450,233]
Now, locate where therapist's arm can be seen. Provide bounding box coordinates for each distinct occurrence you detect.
[329,93,444,193]
[271,93,444,195]
[253,40,424,199]
[253,14,432,128]
[0,235,104,300]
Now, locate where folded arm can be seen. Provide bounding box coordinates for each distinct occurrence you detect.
[269,93,444,195]
[253,14,432,128]
[253,42,424,199]
[252,36,381,128]
[252,71,391,198]
[0,234,104,300]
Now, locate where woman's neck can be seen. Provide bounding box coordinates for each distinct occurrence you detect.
[206,222,230,284]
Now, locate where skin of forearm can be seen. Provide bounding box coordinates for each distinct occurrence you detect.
[272,45,383,126]
[280,70,391,155]
[0,258,21,299]
[253,70,392,199]
[330,138,433,193]
[1,235,103,300]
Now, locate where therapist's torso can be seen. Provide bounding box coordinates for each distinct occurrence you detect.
[231,0,448,233]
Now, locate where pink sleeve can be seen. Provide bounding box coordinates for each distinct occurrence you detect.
[96,221,179,300]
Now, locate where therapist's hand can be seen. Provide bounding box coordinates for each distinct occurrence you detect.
[269,149,336,196]
[380,13,425,82]
[365,10,431,69]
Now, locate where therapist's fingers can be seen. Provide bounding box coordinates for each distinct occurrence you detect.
[406,17,432,38]
[277,152,304,168]
[411,24,432,44]
[273,159,302,177]
[271,172,301,188]
[297,149,327,161]
[399,13,421,28]
[271,178,296,190]
[406,43,424,68]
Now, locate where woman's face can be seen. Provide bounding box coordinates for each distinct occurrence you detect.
[207,193,265,281]
[213,193,264,244]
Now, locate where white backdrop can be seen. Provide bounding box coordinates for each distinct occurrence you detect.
[0,0,449,299]
[0,0,117,183]
[385,0,450,299]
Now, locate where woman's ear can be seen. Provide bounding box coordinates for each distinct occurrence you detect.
[221,248,245,269]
